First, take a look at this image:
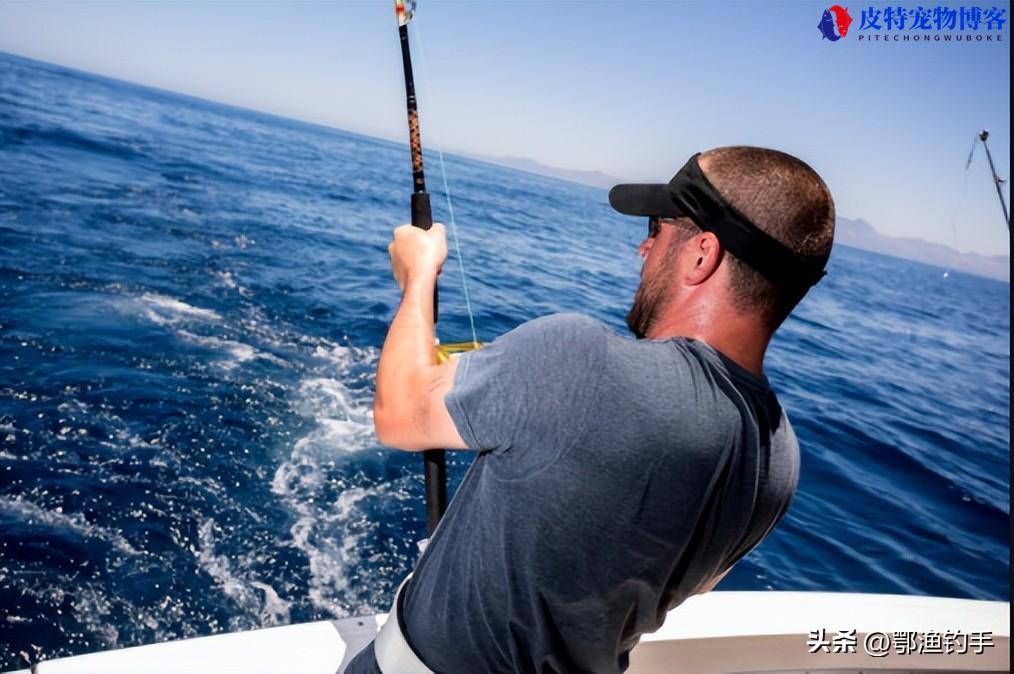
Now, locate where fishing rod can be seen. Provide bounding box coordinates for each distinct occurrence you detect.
[394,0,446,535]
[977,130,1009,230]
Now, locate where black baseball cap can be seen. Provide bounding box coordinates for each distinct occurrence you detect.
[609,153,827,291]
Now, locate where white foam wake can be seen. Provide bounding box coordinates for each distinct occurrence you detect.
[136,292,222,325]
[271,342,387,615]
[177,330,284,370]
[126,292,285,371]
[0,496,139,557]
[195,518,292,628]
[211,270,252,297]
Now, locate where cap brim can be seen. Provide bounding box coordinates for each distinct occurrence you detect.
[608,183,680,217]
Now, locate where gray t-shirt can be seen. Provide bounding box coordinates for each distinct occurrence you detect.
[401,313,799,674]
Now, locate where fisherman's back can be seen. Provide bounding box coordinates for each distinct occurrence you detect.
[401,312,799,674]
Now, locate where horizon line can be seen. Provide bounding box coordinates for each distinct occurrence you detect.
[0,48,1006,264]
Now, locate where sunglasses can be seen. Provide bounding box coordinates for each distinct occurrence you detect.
[648,216,681,238]
[648,216,700,239]
[648,216,663,238]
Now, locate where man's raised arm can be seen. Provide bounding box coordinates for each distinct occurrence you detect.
[373,222,468,452]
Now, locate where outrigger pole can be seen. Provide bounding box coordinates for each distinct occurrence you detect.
[978,130,1009,230]
[394,0,447,535]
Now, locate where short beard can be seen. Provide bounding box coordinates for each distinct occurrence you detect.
[626,278,667,339]
[626,252,678,339]
[627,223,696,338]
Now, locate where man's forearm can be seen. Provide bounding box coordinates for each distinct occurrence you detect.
[374,272,438,435]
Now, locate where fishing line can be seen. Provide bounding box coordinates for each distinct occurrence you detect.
[946,134,980,251]
[410,20,480,346]
[964,134,978,171]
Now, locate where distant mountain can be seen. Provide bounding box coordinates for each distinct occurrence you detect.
[470,154,628,191]
[835,217,1009,282]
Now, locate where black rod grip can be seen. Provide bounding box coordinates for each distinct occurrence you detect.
[411,192,432,231]
[410,191,439,318]
[423,449,447,534]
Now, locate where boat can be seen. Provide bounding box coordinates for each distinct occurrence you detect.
[5,590,1008,673]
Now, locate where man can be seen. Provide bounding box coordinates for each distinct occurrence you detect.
[346,146,835,673]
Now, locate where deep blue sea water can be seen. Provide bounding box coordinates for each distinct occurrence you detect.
[0,51,1009,669]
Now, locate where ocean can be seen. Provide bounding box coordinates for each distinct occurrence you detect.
[0,51,1009,668]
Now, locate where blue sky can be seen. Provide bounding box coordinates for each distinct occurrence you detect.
[0,1,1009,256]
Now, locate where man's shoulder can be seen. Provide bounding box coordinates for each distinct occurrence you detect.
[498,313,611,352]
[455,313,611,387]
[517,312,609,335]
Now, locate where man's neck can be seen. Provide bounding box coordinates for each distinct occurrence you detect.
[645,304,771,377]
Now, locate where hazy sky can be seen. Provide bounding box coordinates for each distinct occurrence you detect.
[0,1,1010,256]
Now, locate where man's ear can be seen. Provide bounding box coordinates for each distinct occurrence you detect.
[684,232,723,285]
[637,236,655,260]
